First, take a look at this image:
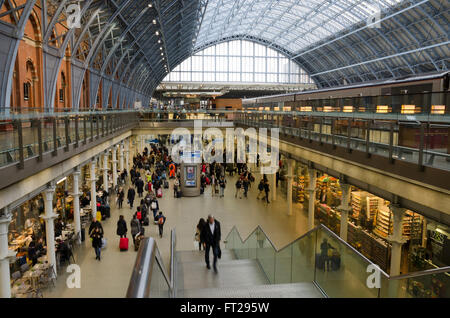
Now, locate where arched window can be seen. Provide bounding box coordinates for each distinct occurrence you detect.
[23,82,31,100]
[163,40,314,85]
[59,72,66,102]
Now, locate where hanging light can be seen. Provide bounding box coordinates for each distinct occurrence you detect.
[155,31,159,36]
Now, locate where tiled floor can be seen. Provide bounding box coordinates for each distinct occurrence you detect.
[43,166,312,298]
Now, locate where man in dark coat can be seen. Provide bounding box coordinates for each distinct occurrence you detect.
[127,186,136,209]
[135,177,145,197]
[201,215,221,273]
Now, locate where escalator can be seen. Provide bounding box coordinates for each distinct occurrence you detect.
[126,225,450,298]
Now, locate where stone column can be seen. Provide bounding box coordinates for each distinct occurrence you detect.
[388,204,407,276]
[306,169,317,230]
[42,184,58,277]
[101,151,109,192]
[119,142,124,172]
[338,183,352,241]
[286,159,295,216]
[71,168,82,244]
[125,139,130,170]
[112,145,118,189]
[89,159,97,219]
[0,208,15,298]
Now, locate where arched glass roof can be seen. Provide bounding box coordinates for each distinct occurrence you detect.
[195,0,403,54]
[162,40,315,84]
[26,0,448,99]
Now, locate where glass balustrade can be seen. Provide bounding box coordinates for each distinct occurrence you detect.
[225,224,449,298]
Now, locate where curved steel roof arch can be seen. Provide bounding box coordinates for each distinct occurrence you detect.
[4,0,446,106]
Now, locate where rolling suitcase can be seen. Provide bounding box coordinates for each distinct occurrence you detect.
[134,235,143,251]
[157,188,163,198]
[176,190,182,198]
[163,180,169,189]
[119,238,129,251]
[143,217,149,226]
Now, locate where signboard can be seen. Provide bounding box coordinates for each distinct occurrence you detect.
[185,166,197,187]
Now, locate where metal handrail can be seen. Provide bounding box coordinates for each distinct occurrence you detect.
[126,237,157,298]
[126,229,177,298]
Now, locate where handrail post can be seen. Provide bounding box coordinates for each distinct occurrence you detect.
[52,117,58,156]
[418,122,425,170]
[36,119,43,162]
[74,115,79,148]
[15,120,24,169]
[64,117,70,152]
[389,122,394,163]
[366,120,371,158]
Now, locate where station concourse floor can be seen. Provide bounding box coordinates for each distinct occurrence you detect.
[43,167,313,298]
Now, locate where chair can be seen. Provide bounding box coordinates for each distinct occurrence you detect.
[19,263,29,274]
[38,265,56,290]
[10,271,22,285]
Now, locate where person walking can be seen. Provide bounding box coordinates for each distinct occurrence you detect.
[136,177,144,198]
[130,214,141,246]
[201,215,221,273]
[235,178,242,199]
[173,177,180,198]
[127,186,136,209]
[88,217,104,237]
[90,227,103,261]
[150,197,159,221]
[195,218,206,251]
[117,187,124,209]
[242,177,249,198]
[218,176,226,198]
[116,215,127,238]
[157,211,166,238]
[257,179,265,200]
[264,180,270,204]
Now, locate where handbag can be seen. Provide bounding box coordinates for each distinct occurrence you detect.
[101,238,107,249]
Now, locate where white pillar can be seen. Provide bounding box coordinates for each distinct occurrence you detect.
[338,183,352,241]
[112,145,118,189]
[89,159,97,219]
[306,169,317,230]
[42,184,58,277]
[125,139,130,170]
[286,159,294,216]
[119,142,124,172]
[388,204,407,276]
[71,168,82,244]
[102,151,109,192]
[0,209,14,298]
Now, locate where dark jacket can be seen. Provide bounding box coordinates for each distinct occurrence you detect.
[136,179,144,193]
[127,188,136,201]
[201,220,221,246]
[116,219,127,236]
[88,221,104,236]
[90,231,103,248]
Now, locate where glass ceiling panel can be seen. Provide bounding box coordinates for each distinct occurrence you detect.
[195,0,404,55]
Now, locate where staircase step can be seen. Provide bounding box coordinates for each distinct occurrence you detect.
[177,249,235,263]
[178,282,323,298]
[177,258,268,292]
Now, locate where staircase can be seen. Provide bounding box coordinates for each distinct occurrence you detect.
[175,249,323,298]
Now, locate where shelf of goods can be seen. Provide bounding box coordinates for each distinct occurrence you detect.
[351,191,379,219]
[374,205,392,238]
[348,225,390,272]
[293,170,308,203]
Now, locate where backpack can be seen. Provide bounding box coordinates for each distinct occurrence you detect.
[151,201,157,210]
[258,183,264,191]
[137,212,142,220]
[158,216,164,225]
